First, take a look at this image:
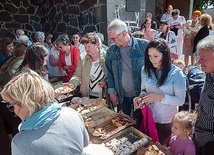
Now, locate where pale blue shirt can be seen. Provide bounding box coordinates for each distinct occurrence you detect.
[141,65,186,123]
[161,12,172,21]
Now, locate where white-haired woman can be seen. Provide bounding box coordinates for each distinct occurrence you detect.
[1,71,89,155]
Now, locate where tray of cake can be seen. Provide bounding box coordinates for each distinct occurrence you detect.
[103,126,151,155]
[136,142,168,155]
[69,98,107,115]
[82,107,116,127]
[88,111,136,143]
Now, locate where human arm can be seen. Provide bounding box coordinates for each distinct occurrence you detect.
[58,52,68,76]
[183,21,192,34]
[68,46,80,75]
[69,55,83,87]
[167,32,177,51]
[159,70,186,106]
[105,50,119,104]
[9,57,23,76]
[49,55,58,66]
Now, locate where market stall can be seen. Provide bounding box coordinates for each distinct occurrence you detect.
[52,83,171,155]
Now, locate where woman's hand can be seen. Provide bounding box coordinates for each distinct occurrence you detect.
[61,69,67,76]
[63,66,68,71]
[134,97,147,109]
[190,31,196,35]
[110,94,119,105]
[142,93,164,104]
[98,81,106,88]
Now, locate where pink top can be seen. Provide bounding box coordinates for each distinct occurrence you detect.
[168,135,196,155]
[144,29,156,41]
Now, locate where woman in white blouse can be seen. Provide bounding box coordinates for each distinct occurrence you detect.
[183,10,201,68]
[168,9,186,60]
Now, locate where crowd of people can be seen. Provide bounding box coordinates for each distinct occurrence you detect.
[0,4,214,155]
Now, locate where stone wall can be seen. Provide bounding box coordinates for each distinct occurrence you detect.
[0,0,148,45]
[0,0,107,43]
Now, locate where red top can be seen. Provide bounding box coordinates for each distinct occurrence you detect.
[58,45,80,82]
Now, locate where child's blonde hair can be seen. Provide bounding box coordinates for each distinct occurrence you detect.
[173,59,185,70]
[172,111,197,132]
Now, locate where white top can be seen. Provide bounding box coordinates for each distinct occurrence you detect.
[50,47,63,76]
[78,44,86,54]
[83,144,113,155]
[168,16,186,37]
[89,59,105,97]
[183,20,201,35]
[65,52,72,66]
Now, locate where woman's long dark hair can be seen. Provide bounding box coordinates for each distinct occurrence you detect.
[140,18,151,31]
[19,42,48,76]
[1,37,14,58]
[144,38,171,87]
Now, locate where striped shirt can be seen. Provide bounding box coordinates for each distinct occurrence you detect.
[195,73,214,146]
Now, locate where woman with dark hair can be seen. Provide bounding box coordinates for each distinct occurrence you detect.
[71,32,85,54]
[18,42,49,79]
[138,39,186,145]
[0,37,14,66]
[140,18,156,41]
[154,20,177,60]
[56,34,80,82]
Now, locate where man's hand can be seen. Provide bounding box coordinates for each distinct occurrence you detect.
[110,94,119,105]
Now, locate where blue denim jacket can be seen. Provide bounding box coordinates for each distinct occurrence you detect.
[105,37,148,103]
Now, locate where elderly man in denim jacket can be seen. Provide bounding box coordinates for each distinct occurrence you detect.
[106,19,148,116]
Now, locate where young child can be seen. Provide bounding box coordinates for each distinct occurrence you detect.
[168,111,197,155]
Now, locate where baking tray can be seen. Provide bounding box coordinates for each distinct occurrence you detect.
[82,107,116,127]
[55,93,74,103]
[71,98,107,115]
[103,126,151,155]
[88,111,136,142]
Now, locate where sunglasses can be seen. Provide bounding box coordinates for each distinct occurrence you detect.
[6,101,18,112]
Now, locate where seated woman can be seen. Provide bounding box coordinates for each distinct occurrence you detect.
[0,71,89,155]
[56,34,80,82]
[70,32,108,99]
[138,39,186,145]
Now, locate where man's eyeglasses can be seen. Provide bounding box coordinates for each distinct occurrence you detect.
[109,31,124,42]
[6,101,18,112]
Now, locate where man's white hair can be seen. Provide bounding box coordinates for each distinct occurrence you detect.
[18,35,29,44]
[197,35,214,53]
[16,29,25,35]
[107,19,128,35]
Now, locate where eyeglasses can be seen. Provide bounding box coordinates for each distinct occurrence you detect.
[109,31,124,42]
[6,101,18,112]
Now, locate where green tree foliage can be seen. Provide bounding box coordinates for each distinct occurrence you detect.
[193,0,214,11]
